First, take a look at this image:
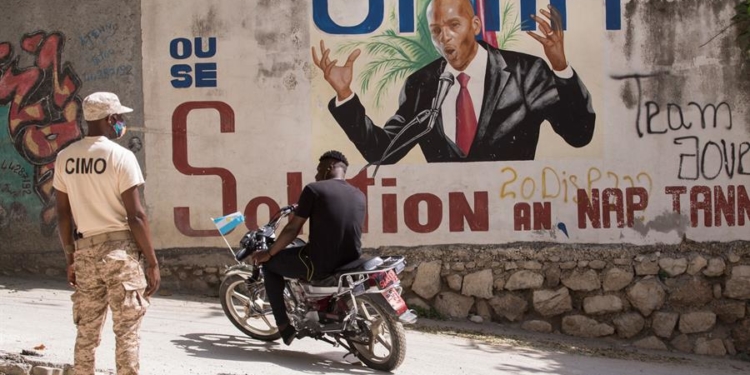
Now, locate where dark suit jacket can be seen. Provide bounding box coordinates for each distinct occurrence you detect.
[328,42,596,163]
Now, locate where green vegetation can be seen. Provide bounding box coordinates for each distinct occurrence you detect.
[735,0,750,59]
[336,0,521,108]
[411,305,445,320]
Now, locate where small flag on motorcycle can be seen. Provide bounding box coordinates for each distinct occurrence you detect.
[212,212,245,235]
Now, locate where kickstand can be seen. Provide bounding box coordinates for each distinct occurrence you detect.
[333,336,355,357]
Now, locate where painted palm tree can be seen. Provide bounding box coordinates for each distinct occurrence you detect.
[336,0,522,108]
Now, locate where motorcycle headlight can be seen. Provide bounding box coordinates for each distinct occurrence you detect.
[240,231,256,249]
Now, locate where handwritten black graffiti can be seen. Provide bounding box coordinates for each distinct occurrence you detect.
[611,73,747,181]
[610,72,668,138]
[645,101,732,134]
[674,136,750,181]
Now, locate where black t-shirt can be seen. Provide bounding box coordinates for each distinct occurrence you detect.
[295,179,366,276]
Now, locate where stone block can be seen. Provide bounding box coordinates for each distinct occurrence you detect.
[634,336,668,351]
[433,292,474,319]
[562,315,614,338]
[0,362,32,375]
[651,311,679,338]
[589,260,607,270]
[406,296,431,311]
[668,277,713,307]
[703,258,726,277]
[694,338,727,356]
[679,311,717,334]
[32,366,64,375]
[560,261,577,270]
[505,270,544,291]
[613,312,645,339]
[670,334,693,353]
[732,319,750,353]
[446,274,463,291]
[543,264,561,288]
[687,256,707,275]
[493,277,505,291]
[635,260,659,275]
[533,287,573,317]
[583,295,623,315]
[714,301,746,324]
[475,299,493,321]
[602,267,634,292]
[658,258,688,277]
[724,265,750,300]
[462,269,494,299]
[522,261,543,270]
[412,261,442,300]
[561,269,600,291]
[489,293,528,322]
[522,320,553,333]
[626,276,666,316]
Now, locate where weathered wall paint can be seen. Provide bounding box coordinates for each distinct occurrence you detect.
[0,0,143,253]
[0,0,748,257]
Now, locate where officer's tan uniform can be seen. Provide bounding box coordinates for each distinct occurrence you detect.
[53,127,149,375]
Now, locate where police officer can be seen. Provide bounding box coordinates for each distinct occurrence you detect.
[54,92,160,375]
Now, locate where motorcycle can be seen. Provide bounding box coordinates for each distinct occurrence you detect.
[219,204,417,372]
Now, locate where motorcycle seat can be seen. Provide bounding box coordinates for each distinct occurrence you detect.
[307,256,384,287]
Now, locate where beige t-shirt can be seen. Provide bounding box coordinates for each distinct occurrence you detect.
[53,136,145,238]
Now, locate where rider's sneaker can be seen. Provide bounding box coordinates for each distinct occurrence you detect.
[280,324,296,346]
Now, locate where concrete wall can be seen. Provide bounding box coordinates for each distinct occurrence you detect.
[0,0,144,252]
[1,0,749,356]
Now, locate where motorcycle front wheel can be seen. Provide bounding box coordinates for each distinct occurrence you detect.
[219,274,281,341]
[346,294,407,372]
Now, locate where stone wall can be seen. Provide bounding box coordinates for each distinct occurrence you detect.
[3,241,749,359]
[389,241,750,358]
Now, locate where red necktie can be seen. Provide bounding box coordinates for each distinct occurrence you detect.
[456,72,477,155]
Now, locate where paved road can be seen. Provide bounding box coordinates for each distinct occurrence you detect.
[1,276,749,375]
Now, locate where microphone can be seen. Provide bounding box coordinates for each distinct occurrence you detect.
[426,71,455,131]
[362,71,456,177]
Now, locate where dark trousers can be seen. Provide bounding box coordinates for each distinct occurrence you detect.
[261,246,312,327]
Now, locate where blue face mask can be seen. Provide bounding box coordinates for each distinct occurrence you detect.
[113,120,127,138]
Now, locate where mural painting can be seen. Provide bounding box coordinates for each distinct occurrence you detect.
[141,0,749,249]
[313,0,595,164]
[0,31,83,235]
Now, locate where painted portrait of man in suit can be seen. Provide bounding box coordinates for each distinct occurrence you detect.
[312,0,596,164]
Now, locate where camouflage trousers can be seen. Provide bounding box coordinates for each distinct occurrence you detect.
[71,235,149,375]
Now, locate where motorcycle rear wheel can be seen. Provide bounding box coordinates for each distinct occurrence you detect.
[219,275,281,341]
[346,294,406,372]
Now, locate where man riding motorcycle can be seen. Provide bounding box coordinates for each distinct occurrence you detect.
[249,150,366,345]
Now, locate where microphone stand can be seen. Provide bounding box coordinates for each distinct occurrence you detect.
[360,69,454,178]
[359,108,432,177]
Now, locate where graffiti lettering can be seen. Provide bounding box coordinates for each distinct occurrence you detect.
[577,187,649,229]
[665,185,750,227]
[499,166,652,203]
[79,23,118,50]
[612,72,746,181]
[1,160,31,180]
[645,101,732,135]
[89,49,115,66]
[82,64,133,82]
[0,183,32,198]
[0,31,83,234]
[673,136,750,181]
[311,0,623,35]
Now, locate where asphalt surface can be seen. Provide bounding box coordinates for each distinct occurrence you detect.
[1,275,749,375]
